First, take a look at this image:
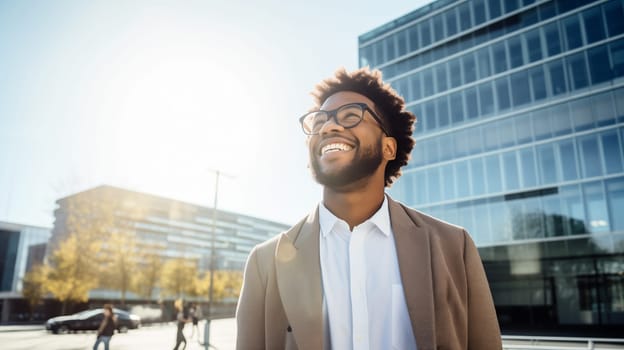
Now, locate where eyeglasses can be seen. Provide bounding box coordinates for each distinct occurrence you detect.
[299,103,389,136]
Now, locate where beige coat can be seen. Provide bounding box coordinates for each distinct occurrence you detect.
[236,197,502,350]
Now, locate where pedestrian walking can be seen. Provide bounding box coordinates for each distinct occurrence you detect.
[93,304,117,350]
[173,299,189,350]
[189,303,201,340]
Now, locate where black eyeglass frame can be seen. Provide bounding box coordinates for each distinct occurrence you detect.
[299,102,390,136]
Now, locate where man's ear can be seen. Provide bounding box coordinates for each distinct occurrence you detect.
[382,136,397,161]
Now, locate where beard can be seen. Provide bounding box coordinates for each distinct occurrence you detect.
[310,138,383,189]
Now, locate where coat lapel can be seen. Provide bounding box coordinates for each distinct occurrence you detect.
[388,198,436,350]
[275,207,323,349]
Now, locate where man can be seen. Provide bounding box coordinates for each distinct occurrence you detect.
[93,304,117,350]
[236,68,501,350]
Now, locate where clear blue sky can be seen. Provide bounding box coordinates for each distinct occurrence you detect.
[0,0,432,227]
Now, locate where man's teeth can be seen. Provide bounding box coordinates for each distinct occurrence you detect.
[321,143,352,155]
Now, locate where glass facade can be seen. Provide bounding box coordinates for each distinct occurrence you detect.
[360,0,624,337]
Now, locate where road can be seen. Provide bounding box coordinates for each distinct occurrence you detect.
[0,318,236,350]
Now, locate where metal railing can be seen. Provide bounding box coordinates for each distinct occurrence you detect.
[502,335,624,350]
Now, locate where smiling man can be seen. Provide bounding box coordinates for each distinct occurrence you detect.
[236,68,501,350]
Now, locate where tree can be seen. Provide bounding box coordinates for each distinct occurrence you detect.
[160,258,199,298]
[100,232,138,306]
[22,264,50,320]
[132,250,163,301]
[46,235,100,314]
[194,270,243,302]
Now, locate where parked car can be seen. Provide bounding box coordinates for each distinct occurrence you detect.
[45,308,141,334]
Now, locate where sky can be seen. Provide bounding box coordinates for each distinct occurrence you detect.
[0,0,432,228]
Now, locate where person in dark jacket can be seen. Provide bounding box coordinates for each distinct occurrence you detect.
[173,299,189,350]
[93,304,117,350]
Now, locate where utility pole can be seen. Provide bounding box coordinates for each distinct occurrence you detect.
[203,169,234,350]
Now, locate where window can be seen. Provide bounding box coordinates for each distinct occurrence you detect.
[558,139,579,181]
[433,14,444,42]
[606,177,624,231]
[601,130,624,174]
[560,185,586,235]
[503,151,520,190]
[484,123,500,151]
[462,53,477,84]
[385,36,397,62]
[499,118,515,148]
[360,46,374,67]
[579,134,604,178]
[435,65,448,94]
[511,70,531,107]
[449,58,462,88]
[437,96,450,128]
[532,108,551,141]
[446,9,458,37]
[515,113,533,144]
[583,7,606,44]
[423,68,434,97]
[610,39,624,79]
[583,182,610,233]
[450,91,464,124]
[424,100,436,131]
[471,158,486,196]
[397,30,408,57]
[492,41,508,73]
[426,137,440,165]
[592,92,616,127]
[550,103,572,136]
[455,161,470,198]
[588,45,613,85]
[524,28,542,63]
[543,22,562,57]
[485,155,503,193]
[495,77,511,111]
[508,36,524,69]
[420,19,432,47]
[476,47,492,80]
[454,129,470,157]
[467,126,483,155]
[478,81,495,116]
[570,97,593,132]
[374,41,385,66]
[458,2,472,32]
[409,74,422,101]
[520,148,538,187]
[538,1,556,21]
[428,168,441,203]
[503,0,519,13]
[548,59,568,96]
[441,164,455,201]
[537,144,558,184]
[529,66,547,101]
[604,0,624,37]
[465,87,479,119]
[563,15,583,50]
[408,26,419,52]
[473,0,487,25]
[566,52,589,91]
[489,0,502,19]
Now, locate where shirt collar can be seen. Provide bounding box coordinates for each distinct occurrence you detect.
[318,195,392,237]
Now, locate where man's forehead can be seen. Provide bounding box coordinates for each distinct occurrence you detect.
[320,91,376,110]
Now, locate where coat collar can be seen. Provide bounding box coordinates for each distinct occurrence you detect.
[275,197,435,349]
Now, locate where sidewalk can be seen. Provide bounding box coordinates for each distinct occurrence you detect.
[0,324,45,332]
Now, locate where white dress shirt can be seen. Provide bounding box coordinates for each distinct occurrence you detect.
[319,196,417,350]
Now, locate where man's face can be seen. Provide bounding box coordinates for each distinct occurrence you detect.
[307,91,388,189]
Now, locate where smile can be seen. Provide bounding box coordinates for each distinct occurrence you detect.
[321,143,353,155]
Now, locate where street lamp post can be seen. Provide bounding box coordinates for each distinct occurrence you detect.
[203,169,233,350]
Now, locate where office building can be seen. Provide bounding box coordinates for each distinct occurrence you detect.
[51,185,289,273]
[0,221,50,323]
[359,0,624,336]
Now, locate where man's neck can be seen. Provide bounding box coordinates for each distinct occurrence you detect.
[322,183,386,231]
